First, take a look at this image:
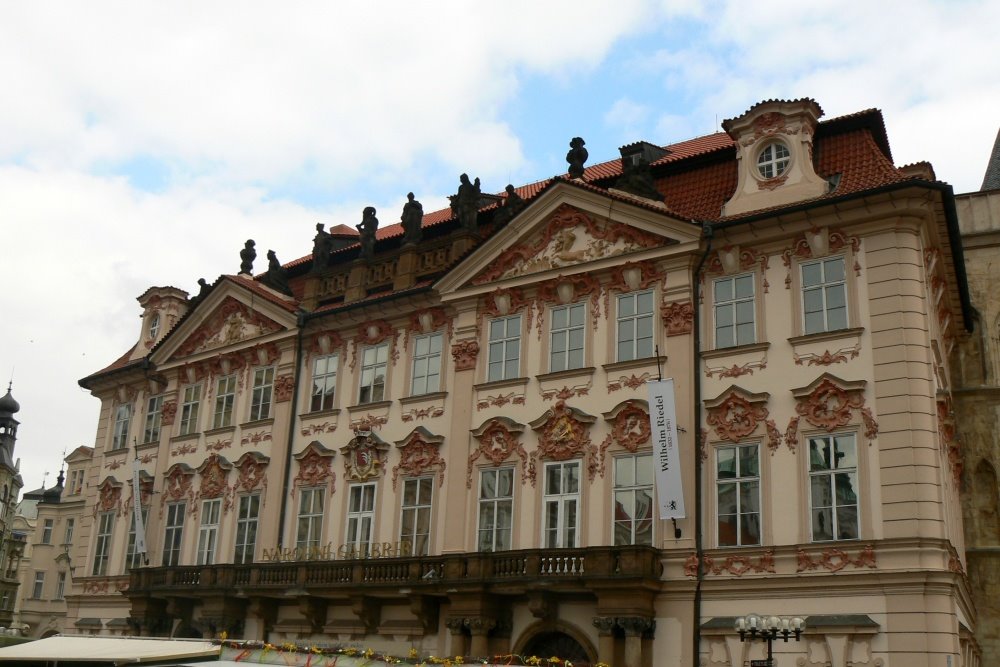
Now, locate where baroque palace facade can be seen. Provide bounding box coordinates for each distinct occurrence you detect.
[62,99,976,667]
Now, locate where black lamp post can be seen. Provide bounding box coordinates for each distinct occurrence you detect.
[735,614,805,667]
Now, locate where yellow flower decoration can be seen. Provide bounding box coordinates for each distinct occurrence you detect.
[455,657,464,664]
[409,648,420,660]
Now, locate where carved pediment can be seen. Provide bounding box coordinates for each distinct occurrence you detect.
[468,417,529,487]
[174,297,283,358]
[161,463,195,513]
[529,401,600,482]
[94,477,123,517]
[196,453,233,502]
[472,204,665,284]
[293,441,336,495]
[233,451,270,495]
[704,386,782,453]
[785,374,877,450]
[340,430,390,482]
[392,427,446,489]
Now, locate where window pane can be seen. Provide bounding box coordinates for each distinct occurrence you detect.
[802,262,822,287]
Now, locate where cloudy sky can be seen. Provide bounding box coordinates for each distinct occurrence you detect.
[2,1,997,492]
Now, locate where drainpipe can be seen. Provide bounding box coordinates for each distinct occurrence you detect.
[276,311,307,549]
[692,222,714,667]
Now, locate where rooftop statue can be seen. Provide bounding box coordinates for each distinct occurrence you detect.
[239,239,256,275]
[452,173,481,233]
[261,250,293,297]
[312,222,333,272]
[357,207,378,260]
[494,184,526,225]
[401,192,424,245]
[567,137,588,179]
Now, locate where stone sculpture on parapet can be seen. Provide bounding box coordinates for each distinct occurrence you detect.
[401,192,424,245]
[357,207,379,260]
[312,223,333,272]
[567,137,588,179]
[262,250,293,297]
[452,173,482,233]
[240,239,256,275]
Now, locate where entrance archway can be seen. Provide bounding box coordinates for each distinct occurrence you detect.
[519,628,594,666]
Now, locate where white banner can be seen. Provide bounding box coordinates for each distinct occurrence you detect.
[647,379,685,520]
[131,455,147,561]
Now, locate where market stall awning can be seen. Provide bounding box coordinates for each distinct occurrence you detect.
[0,634,219,663]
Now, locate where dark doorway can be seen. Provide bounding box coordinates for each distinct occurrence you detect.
[522,631,591,666]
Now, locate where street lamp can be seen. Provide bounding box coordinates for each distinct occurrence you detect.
[735,614,805,667]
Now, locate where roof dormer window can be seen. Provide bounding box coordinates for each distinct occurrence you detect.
[757,142,790,179]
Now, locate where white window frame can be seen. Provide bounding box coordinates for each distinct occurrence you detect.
[212,374,237,429]
[179,384,202,436]
[713,273,756,348]
[345,482,377,557]
[148,313,160,339]
[92,511,114,576]
[63,518,74,546]
[716,443,761,547]
[613,453,654,546]
[549,302,585,372]
[143,395,163,444]
[801,256,848,335]
[400,477,433,556]
[808,432,860,542]
[616,291,654,362]
[234,493,260,564]
[32,571,45,599]
[68,469,84,495]
[542,461,580,548]
[310,354,339,412]
[359,343,389,404]
[296,488,324,550]
[249,367,275,421]
[487,315,522,382]
[126,508,149,570]
[757,141,790,179]
[410,333,442,396]
[163,502,186,567]
[477,468,514,552]
[55,572,66,600]
[197,499,222,565]
[111,404,132,450]
[41,519,53,544]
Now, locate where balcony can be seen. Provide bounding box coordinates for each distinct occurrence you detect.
[128,545,662,600]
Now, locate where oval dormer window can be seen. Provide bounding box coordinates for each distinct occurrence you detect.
[756,142,790,179]
[148,313,160,339]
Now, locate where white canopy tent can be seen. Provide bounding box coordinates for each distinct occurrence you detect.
[0,635,219,664]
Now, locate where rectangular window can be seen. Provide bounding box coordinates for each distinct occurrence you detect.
[310,354,338,412]
[487,315,522,382]
[359,343,389,404]
[92,511,114,576]
[400,477,432,556]
[163,502,186,566]
[613,454,653,546]
[345,483,377,557]
[477,468,514,551]
[543,461,580,548]
[234,493,260,564]
[112,404,132,450]
[296,488,324,550]
[717,444,761,546]
[143,395,163,443]
[197,499,222,565]
[550,303,585,372]
[41,519,54,544]
[63,518,75,546]
[616,291,654,361]
[32,572,44,599]
[250,367,275,421]
[809,433,859,541]
[714,274,756,348]
[802,257,847,334]
[55,572,66,600]
[179,384,202,435]
[411,333,442,395]
[126,508,148,569]
[213,375,237,429]
[69,469,84,495]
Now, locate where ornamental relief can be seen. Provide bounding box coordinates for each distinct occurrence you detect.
[705,388,770,443]
[176,297,283,357]
[661,301,694,336]
[341,429,389,482]
[467,418,529,488]
[123,473,154,515]
[472,204,664,285]
[529,401,599,483]
[786,375,878,449]
[274,374,295,402]
[704,245,771,293]
[598,400,652,479]
[293,442,336,496]
[403,308,453,350]
[350,320,399,371]
[94,478,123,517]
[937,397,962,485]
[392,429,446,489]
[161,400,177,426]
[536,272,603,333]
[160,464,195,517]
[196,453,232,504]
[451,340,480,372]
[307,330,346,361]
[233,451,269,496]
[780,227,861,289]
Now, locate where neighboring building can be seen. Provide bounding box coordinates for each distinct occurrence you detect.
[65,98,976,667]
[0,386,24,628]
[953,138,1000,665]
